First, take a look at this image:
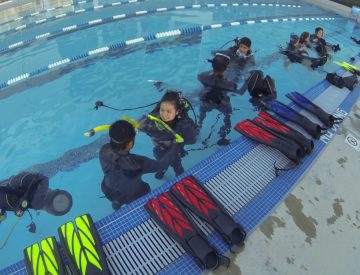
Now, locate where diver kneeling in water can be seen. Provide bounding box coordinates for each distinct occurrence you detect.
[310,27,341,55]
[281,34,327,69]
[0,172,72,229]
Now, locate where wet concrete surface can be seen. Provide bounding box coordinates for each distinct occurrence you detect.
[210,99,360,275]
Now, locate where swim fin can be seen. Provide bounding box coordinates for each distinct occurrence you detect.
[145,192,221,270]
[334,61,360,76]
[24,236,66,275]
[254,111,314,154]
[58,214,111,275]
[170,175,246,248]
[235,119,304,163]
[264,100,327,139]
[286,92,343,128]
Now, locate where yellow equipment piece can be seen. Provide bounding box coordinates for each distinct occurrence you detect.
[24,236,65,275]
[58,214,110,275]
[147,114,184,143]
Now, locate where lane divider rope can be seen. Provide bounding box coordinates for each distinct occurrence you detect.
[0,15,336,90]
[0,1,301,37]
[0,0,147,29]
[0,2,303,56]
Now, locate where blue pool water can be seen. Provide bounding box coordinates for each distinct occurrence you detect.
[0,0,359,269]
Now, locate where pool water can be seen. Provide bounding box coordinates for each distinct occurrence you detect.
[0,0,359,269]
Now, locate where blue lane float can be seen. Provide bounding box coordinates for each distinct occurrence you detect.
[0,14,337,91]
[0,1,303,56]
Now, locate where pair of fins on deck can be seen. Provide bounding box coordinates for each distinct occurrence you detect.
[24,214,110,275]
[145,175,246,270]
[235,92,343,167]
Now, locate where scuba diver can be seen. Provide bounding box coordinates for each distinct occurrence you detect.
[212,37,255,82]
[309,27,341,56]
[298,32,311,53]
[198,53,247,146]
[0,172,72,228]
[99,120,179,210]
[139,91,197,179]
[280,33,328,69]
[213,37,255,69]
[351,36,360,45]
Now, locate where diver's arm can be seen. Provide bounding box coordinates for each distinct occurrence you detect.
[236,82,248,95]
[139,143,179,173]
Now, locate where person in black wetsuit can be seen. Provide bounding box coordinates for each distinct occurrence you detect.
[0,172,72,224]
[99,120,179,210]
[139,91,197,179]
[198,53,247,146]
[212,37,255,82]
[309,27,340,56]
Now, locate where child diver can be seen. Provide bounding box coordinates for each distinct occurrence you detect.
[310,27,341,56]
[0,172,72,226]
[139,91,197,179]
[198,53,247,146]
[99,120,180,210]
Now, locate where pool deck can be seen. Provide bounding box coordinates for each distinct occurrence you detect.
[212,96,360,275]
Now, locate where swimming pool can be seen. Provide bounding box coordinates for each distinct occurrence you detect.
[0,0,359,270]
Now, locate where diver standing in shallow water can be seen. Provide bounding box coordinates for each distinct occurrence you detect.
[99,120,179,210]
[198,53,247,146]
[139,91,197,179]
[310,27,341,55]
[0,172,72,227]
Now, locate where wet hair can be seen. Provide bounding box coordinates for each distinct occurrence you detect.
[159,91,181,112]
[315,27,323,34]
[299,32,310,44]
[109,120,136,151]
[289,34,299,46]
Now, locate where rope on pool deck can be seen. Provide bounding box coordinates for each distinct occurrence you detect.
[0,1,303,56]
[0,14,336,91]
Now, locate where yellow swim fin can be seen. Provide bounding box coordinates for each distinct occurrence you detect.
[24,236,66,275]
[58,214,111,275]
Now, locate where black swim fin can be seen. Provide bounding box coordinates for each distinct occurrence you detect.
[264,100,327,139]
[235,119,304,163]
[170,175,246,248]
[254,111,314,155]
[145,192,221,270]
[286,92,342,128]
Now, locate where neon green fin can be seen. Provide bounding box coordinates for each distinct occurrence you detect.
[341,61,359,71]
[24,236,66,275]
[58,214,110,275]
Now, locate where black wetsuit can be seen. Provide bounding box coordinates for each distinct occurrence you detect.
[213,46,255,82]
[0,173,49,215]
[140,113,197,176]
[198,71,241,140]
[99,143,178,206]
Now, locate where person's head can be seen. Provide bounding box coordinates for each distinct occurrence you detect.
[209,53,230,74]
[43,189,72,216]
[289,34,299,46]
[299,32,310,43]
[158,91,181,122]
[315,27,323,38]
[236,37,252,55]
[109,120,136,151]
